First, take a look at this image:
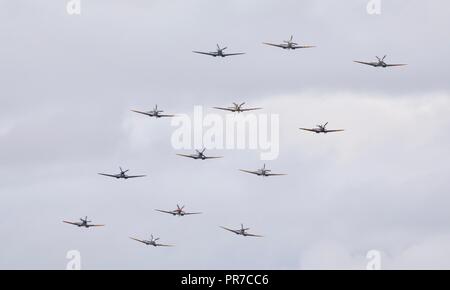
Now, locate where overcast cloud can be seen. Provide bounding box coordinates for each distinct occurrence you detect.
[1,0,450,269]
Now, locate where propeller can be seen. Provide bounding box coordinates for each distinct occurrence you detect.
[153,104,163,113]
[217,44,227,51]
[239,102,246,108]
[241,224,250,231]
[81,216,91,223]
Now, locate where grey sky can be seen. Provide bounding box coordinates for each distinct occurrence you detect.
[1,0,450,269]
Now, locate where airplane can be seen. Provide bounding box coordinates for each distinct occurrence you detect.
[220,224,263,237]
[131,105,175,118]
[239,164,287,177]
[177,148,223,160]
[155,204,202,217]
[63,216,105,228]
[129,234,174,247]
[213,102,262,113]
[263,35,315,50]
[98,167,146,179]
[193,44,245,57]
[299,122,345,134]
[354,55,407,68]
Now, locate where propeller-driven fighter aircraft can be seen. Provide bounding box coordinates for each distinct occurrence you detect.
[213,102,262,113]
[177,149,223,160]
[239,164,287,177]
[299,122,345,134]
[220,224,263,237]
[263,35,315,50]
[129,234,174,247]
[131,105,175,118]
[193,44,245,57]
[354,55,407,68]
[63,216,105,228]
[155,205,202,217]
[98,167,146,179]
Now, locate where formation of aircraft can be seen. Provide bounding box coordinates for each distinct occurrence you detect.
[239,164,287,177]
[98,167,146,179]
[155,205,202,217]
[193,44,245,58]
[131,105,176,118]
[62,35,408,250]
[213,102,262,113]
[354,55,407,68]
[220,224,263,237]
[129,235,174,247]
[299,122,345,134]
[63,217,105,228]
[177,148,223,160]
[263,35,315,50]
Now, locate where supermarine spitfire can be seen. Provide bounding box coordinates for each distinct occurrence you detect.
[299,122,345,134]
[213,102,262,113]
[239,164,287,177]
[63,216,105,228]
[177,148,223,160]
[354,55,407,68]
[129,234,174,247]
[98,167,146,179]
[263,35,315,50]
[220,224,263,237]
[193,44,245,58]
[155,205,202,217]
[131,105,175,118]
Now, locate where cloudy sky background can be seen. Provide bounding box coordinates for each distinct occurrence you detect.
[1,0,450,269]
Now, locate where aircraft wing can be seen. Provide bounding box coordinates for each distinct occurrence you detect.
[126,175,146,178]
[325,129,345,133]
[184,212,202,215]
[87,224,105,227]
[213,107,235,112]
[203,156,223,159]
[193,51,217,57]
[299,128,317,133]
[245,233,264,237]
[239,169,260,175]
[129,237,147,245]
[292,45,316,49]
[155,243,174,247]
[131,110,153,117]
[220,226,240,235]
[386,64,407,67]
[263,42,287,49]
[158,114,176,118]
[98,173,119,178]
[354,61,377,67]
[155,209,176,215]
[177,154,196,159]
[222,52,246,57]
[63,221,79,226]
[266,173,287,176]
[240,108,262,112]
